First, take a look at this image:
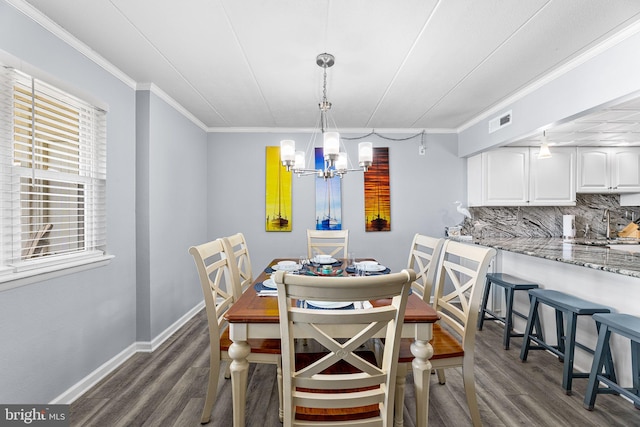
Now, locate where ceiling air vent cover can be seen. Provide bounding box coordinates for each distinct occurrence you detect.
[488,110,512,133]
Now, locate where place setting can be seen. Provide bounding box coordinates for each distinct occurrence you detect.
[346,260,391,276]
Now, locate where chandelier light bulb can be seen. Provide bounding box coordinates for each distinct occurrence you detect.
[358,142,373,163]
[280,140,295,162]
[323,132,340,155]
[294,151,306,170]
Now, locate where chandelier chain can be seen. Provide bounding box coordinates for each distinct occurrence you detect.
[341,130,426,143]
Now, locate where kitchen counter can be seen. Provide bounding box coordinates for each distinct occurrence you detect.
[474,237,640,279]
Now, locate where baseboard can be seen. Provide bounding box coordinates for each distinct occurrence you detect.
[137,301,205,353]
[50,300,205,404]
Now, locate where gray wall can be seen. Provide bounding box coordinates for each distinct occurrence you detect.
[207,132,466,273]
[145,90,207,340]
[459,30,640,157]
[0,1,136,403]
[0,2,207,403]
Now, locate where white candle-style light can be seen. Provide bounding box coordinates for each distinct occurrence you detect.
[323,132,340,155]
[358,142,373,170]
[335,152,348,171]
[280,140,295,161]
[294,151,306,170]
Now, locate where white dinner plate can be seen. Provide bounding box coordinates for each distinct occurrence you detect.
[271,263,302,271]
[262,278,276,289]
[312,257,338,264]
[356,263,386,272]
[306,300,353,309]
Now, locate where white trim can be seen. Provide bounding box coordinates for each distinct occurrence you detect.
[49,342,138,405]
[0,255,115,292]
[137,83,208,131]
[206,127,457,134]
[50,300,205,404]
[5,0,136,90]
[136,300,205,353]
[0,49,109,112]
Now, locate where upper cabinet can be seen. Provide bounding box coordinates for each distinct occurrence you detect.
[468,147,576,207]
[577,147,640,193]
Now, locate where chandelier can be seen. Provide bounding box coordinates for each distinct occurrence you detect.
[280,53,373,179]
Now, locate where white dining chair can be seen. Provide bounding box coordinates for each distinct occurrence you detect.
[221,232,254,300]
[395,240,496,427]
[273,268,415,426]
[306,229,349,259]
[189,239,282,424]
[406,233,446,304]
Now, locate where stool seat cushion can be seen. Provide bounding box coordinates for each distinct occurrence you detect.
[485,273,538,289]
[529,289,612,315]
[592,313,640,342]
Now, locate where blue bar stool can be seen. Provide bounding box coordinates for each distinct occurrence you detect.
[584,313,640,411]
[519,289,614,394]
[477,273,543,350]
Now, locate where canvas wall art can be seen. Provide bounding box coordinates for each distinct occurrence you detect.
[265,146,292,231]
[364,147,390,232]
[314,147,342,230]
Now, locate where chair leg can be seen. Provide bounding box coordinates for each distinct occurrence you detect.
[556,309,566,360]
[477,278,492,330]
[520,296,539,362]
[394,363,408,427]
[201,355,221,424]
[503,288,515,350]
[562,313,578,394]
[436,368,446,385]
[531,294,544,343]
[462,357,482,427]
[276,359,284,422]
[584,323,611,410]
[224,361,231,379]
[632,340,640,410]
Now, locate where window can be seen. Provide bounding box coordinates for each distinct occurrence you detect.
[0,64,107,281]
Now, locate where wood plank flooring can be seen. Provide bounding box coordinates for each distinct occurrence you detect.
[70,309,640,426]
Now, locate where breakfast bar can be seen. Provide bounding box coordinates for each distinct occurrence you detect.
[474,237,640,387]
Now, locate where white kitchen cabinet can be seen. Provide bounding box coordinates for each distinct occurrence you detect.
[577,147,640,193]
[483,148,529,205]
[467,147,576,206]
[529,147,576,205]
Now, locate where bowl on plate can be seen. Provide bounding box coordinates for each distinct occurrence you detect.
[314,254,333,263]
[276,260,300,271]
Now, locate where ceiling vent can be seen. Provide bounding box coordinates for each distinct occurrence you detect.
[488,110,512,133]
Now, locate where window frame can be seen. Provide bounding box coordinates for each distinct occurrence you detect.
[0,58,112,289]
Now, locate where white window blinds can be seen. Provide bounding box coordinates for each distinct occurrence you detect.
[0,65,106,273]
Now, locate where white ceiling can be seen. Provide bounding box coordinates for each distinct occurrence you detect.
[17,0,640,141]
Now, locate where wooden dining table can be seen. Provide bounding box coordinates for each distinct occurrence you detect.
[224,258,439,427]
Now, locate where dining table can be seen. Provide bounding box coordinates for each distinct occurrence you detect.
[224,258,439,427]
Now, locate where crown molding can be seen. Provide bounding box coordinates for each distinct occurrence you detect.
[206,127,456,134]
[137,83,208,131]
[7,0,137,90]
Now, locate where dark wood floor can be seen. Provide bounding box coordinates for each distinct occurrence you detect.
[70,309,640,426]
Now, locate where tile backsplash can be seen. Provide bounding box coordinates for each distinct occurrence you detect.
[459,194,640,239]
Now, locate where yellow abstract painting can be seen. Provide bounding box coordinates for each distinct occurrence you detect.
[265,146,292,231]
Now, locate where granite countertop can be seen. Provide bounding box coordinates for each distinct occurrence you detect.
[473,237,640,279]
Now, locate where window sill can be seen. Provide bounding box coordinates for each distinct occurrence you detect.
[0,253,115,292]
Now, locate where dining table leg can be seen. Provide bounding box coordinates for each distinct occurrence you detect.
[411,337,434,427]
[228,338,251,427]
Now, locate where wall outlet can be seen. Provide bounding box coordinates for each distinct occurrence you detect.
[419,145,426,155]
